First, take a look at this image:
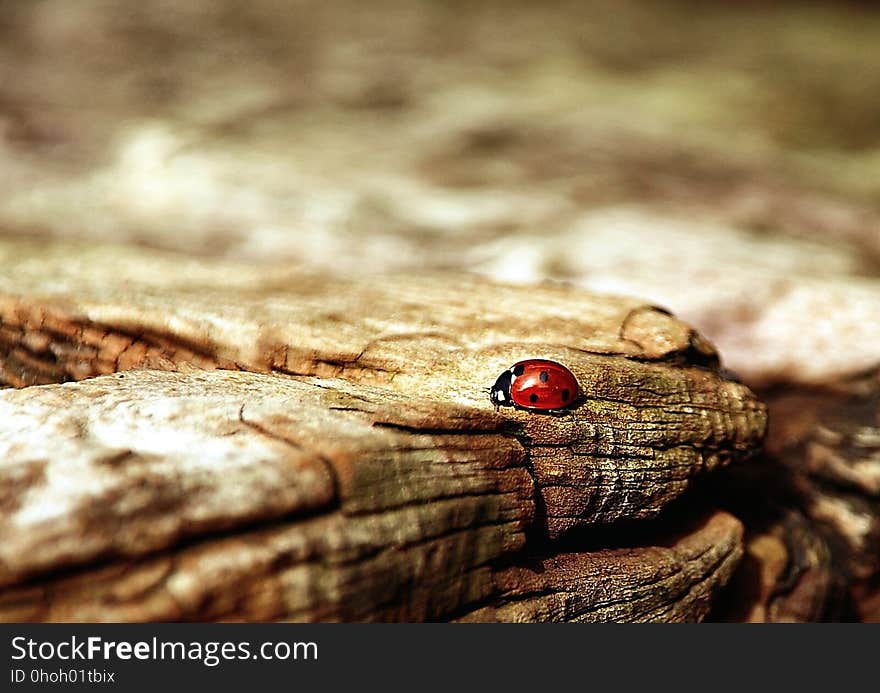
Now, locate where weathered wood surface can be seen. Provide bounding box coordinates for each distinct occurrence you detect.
[0,370,530,590]
[0,240,765,539]
[709,502,837,623]
[760,375,880,621]
[1,0,877,621]
[0,241,764,621]
[0,369,744,622]
[457,511,743,623]
[570,236,880,621]
[564,235,880,620]
[556,229,880,620]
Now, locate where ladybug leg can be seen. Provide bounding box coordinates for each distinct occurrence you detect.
[485,386,500,411]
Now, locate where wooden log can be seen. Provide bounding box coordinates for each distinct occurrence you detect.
[0,0,877,622]
[708,507,837,623]
[0,370,744,622]
[0,241,765,621]
[0,240,766,538]
[762,374,880,620]
[457,511,743,623]
[477,221,880,621]
[0,370,529,592]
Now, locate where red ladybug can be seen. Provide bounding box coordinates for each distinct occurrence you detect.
[489,359,580,412]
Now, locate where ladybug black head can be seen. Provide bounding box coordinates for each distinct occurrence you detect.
[489,369,513,408]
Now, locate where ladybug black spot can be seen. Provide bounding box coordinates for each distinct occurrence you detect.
[513,364,525,376]
[562,388,570,401]
[539,370,549,383]
[529,393,539,403]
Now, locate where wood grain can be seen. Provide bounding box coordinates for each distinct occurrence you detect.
[0,240,766,538]
[0,241,766,621]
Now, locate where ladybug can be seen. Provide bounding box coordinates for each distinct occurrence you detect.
[489,359,580,412]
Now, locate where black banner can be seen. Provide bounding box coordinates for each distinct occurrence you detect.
[0,623,871,692]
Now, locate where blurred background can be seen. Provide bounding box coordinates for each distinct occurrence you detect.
[1,0,879,386]
[1,0,879,621]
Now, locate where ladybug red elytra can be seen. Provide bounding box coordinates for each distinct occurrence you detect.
[489,359,580,412]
